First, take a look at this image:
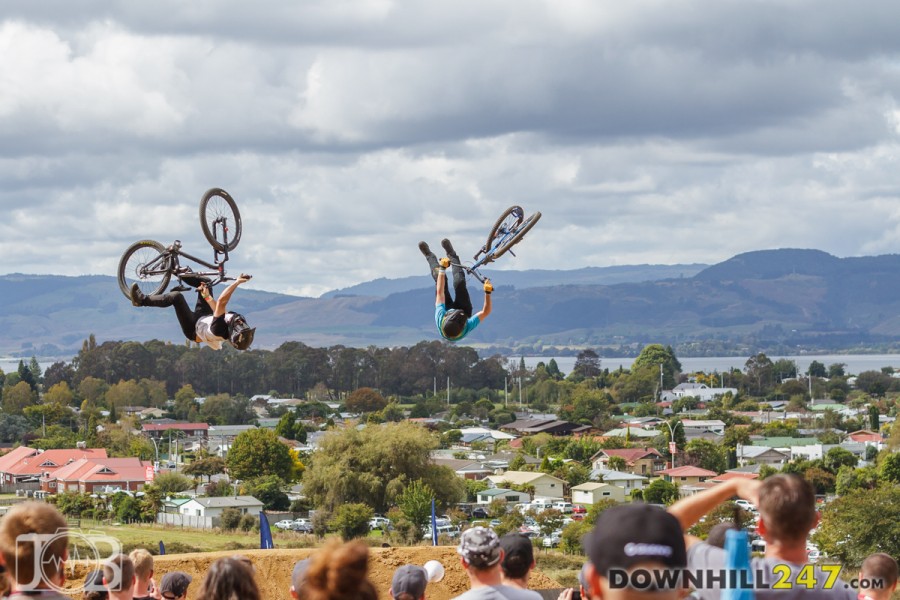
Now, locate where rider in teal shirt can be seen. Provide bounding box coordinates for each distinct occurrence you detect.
[420,239,492,342]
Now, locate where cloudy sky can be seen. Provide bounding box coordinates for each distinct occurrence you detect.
[3,1,900,297]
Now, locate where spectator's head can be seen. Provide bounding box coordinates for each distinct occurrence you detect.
[584,504,686,600]
[859,553,898,600]
[390,565,428,600]
[705,523,738,549]
[160,571,192,600]
[757,474,817,545]
[128,549,154,583]
[0,502,68,588]
[457,527,502,573]
[305,540,377,600]
[197,557,260,600]
[578,563,592,600]
[290,558,311,600]
[83,570,108,600]
[103,554,136,596]
[499,533,535,582]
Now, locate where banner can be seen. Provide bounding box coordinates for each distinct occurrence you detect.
[259,511,275,549]
[158,541,166,555]
[431,499,438,546]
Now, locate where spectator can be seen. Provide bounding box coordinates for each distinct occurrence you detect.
[704,522,737,549]
[556,563,591,600]
[668,474,856,600]
[159,572,192,600]
[452,527,541,600]
[0,502,70,600]
[129,549,159,600]
[499,534,538,590]
[390,565,428,600]
[0,565,10,599]
[858,554,898,600]
[83,570,108,600]
[102,554,136,600]
[581,504,686,600]
[197,557,260,600]
[290,559,311,600]
[305,540,377,600]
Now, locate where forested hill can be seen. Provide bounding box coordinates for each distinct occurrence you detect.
[4,248,900,356]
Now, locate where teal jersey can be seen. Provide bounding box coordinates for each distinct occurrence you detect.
[435,303,480,342]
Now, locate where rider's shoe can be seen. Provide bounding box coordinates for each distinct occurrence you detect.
[418,241,433,257]
[130,284,146,307]
[180,274,211,288]
[170,284,191,292]
[441,238,460,260]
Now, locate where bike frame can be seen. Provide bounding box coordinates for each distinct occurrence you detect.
[452,220,526,283]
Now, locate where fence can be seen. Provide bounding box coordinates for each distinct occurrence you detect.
[156,513,219,529]
[0,482,40,495]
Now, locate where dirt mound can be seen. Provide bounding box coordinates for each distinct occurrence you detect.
[65,546,561,600]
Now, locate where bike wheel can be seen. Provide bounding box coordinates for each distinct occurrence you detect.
[481,206,525,262]
[490,211,541,260]
[200,188,242,252]
[117,240,171,300]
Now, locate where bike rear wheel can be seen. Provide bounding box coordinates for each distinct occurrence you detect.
[482,206,525,263]
[490,211,541,260]
[200,188,242,252]
[117,240,171,300]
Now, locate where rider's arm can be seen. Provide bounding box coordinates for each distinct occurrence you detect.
[214,274,252,317]
[475,285,492,321]
[198,283,216,312]
[435,269,446,306]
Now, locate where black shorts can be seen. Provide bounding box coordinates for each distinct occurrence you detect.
[209,314,228,339]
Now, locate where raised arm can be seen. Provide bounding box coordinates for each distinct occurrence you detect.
[214,274,252,317]
[435,263,448,306]
[668,478,761,547]
[475,279,492,321]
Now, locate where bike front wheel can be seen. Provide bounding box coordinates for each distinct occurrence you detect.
[200,188,242,252]
[117,240,171,300]
[490,210,541,260]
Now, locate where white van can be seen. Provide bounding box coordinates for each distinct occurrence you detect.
[552,501,573,514]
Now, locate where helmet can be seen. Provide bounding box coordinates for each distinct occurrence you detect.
[441,309,467,339]
[228,313,256,350]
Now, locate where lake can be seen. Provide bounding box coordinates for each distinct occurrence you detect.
[515,354,900,377]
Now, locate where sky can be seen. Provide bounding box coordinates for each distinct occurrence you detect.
[3,1,900,297]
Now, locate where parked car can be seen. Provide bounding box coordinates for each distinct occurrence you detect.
[369,516,391,530]
[471,507,489,519]
[489,519,502,527]
[571,504,586,514]
[552,501,574,514]
[274,519,295,529]
[734,499,756,512]
[290,519,313,533]
[543,530,563,548]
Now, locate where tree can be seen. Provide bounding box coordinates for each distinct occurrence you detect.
[683,439,727,474]
[152,472,194,496]
[182,456,226,483]
[242,475,290,510]
[396,479,434,531]
[0,414,31,443]
[226,429,295,482]
[43,382,74,406]
[275,412,298,440]
[823,447,858,473]
[329,503,374,540]
[643,479,679,505]
[815,485,900,565]
[303,422,465,512]
[220,508,242,530]
[744,353,775,396]
[3,381,36,415]
[607,456,626,471]
[807,361,827,378]
[345,387,388,413]
[828,363,846,378]
[879,452,900,484]
[632,344,682,390]
[570,350,601,381]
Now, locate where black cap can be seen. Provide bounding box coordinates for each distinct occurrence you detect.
[585,504,686,576]
[390,565,428,599]
[160,572,192,598]
[499,533,534,578]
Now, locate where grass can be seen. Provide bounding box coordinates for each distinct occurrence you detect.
[535,550,585,587]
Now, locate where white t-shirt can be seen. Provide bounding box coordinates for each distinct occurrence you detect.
[195,314,235,350]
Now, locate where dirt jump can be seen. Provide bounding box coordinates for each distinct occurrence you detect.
[65,546,562,600]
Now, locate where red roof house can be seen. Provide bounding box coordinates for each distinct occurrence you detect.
[657,465,718,485]
[0,447,107,487]
[43,457,153,494]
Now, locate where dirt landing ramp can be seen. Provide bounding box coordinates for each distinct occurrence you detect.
[65,546,561,600]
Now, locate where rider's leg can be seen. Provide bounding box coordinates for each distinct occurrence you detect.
[442,239,473,317]
[419,241,441,282]
[134,289,197,340]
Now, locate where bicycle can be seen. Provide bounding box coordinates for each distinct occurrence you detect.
[116,188,242,300]
[451,205,541,283]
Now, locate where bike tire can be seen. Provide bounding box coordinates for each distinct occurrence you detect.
[117,240,171,300]
[199,188,242,252]
[481,206,525,263]
[490,211,541,260]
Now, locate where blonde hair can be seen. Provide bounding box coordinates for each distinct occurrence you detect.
[0,501,68,585]
[197,557,260,600]
[305,540,378,600]
[129,549,154,580]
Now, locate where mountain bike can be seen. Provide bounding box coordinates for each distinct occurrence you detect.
[452,205,541,283]
[116,188,242,299]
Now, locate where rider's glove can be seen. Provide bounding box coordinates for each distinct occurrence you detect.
[484,280,493,294]
[439,257,451,268]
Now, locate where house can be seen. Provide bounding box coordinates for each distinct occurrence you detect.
[790,442,868,462]
[179,496,264,518]
[847,430,885,449]
[431,458,494,480]
[517,420,590,436]
[671,383,738,401]
[589,469,649,492]
[601,426,659,440]
[143,422,209,439]
[589,448,665,476]
[681,420,726,436]
[485,471,566,499]
[476,488,529,505]
[0,447,108,489]
[161,498,193,513]
[571,482,625,505]
[736,445,789,466]
[709,471,759,483]
[45,457,154,494]
[656,466,717,486]
[140,408,167,419]
[208,425,258,441]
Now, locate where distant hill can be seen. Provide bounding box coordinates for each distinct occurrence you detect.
[4,249,900,357]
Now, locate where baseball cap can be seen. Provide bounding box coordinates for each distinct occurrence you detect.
[584,504,686,576]
[390,565,428,599]
[457,527,502,568]
[499,533,534,578]
[160,572,192,598]
[292,559,311,593]
[84,570,107,593]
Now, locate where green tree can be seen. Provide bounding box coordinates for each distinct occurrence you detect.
[345,387,388,413]
[570,349,602,381]
[3,381,36,415]
[815,485,900,565]
[683,439,727,474]
[275,412,297,440]
[879,452,900,484]
[152,472,194,496]
[807,361,827,378]
[330,503,374,540]
[632,344,682,390]
[242,474,290,510]
[226,428,295,482]
[396,479,434,531]
[607,456,627,471]
[173,384,199,420]
[643,479,679,505]
[43,382,74,406]
[303,423,465,512]
[219,507,242,530]
[823,447,858,473]
[183,456,226,484]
